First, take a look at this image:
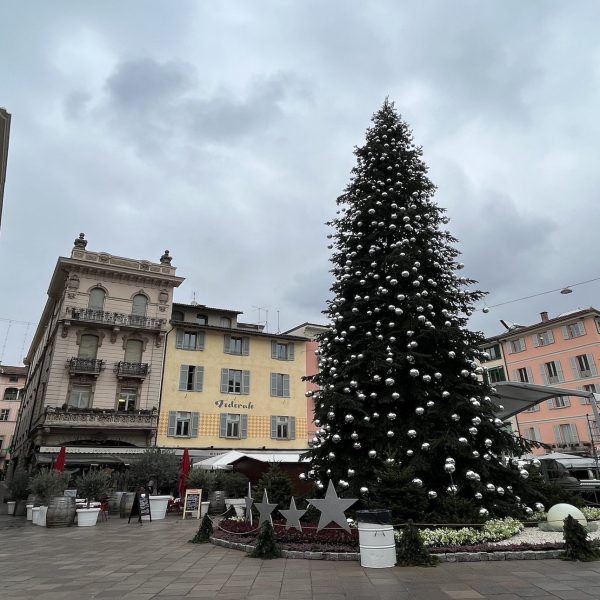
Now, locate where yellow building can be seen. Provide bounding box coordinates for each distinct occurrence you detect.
[158,302,309,452]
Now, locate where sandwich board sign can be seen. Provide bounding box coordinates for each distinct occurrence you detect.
[128,490,152,524]
[183,488,202,519]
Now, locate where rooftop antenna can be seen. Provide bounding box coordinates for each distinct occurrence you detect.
[190,291,198,306]
[253,306,269,332]
[276,310,281,334]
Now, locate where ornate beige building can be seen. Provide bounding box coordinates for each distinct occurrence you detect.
[11,235,184,470]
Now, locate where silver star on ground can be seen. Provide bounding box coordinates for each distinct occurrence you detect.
[279,497,306,531]
[307,480,357,533]
[255,490,277,527]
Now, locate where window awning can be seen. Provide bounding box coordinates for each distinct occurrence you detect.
[491,382,593,420]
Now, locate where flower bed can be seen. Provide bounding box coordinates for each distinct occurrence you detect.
[214,519,359,553]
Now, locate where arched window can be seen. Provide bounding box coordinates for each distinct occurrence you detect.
[78,334,99,359]
[124,339,143,363]
[172,310,184,322]
[3,388,19,401]
[196,314,208,325]
[220,317,231,328]
[88,288,106,311]
[132,294,148,317]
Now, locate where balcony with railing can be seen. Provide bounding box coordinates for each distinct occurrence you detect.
[42,406,158,430]
[65,306,166,330]
[68,357,104,376]
[116,361,149,379]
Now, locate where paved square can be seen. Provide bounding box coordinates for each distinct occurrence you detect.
[2,513,600,599]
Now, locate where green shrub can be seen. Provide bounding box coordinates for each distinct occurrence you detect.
[29,469,71,504]
[76,470,111,509]
[248,521,282,559]
[190,514,213,544]
[8,467,30,501]
[396,520,437,567]
[561,515,600,561]
[253,464,292,509]
[131,448,178,494]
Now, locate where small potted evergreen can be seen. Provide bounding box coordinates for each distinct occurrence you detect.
[223,471,250,517]
[7,467,30,516]
[75,470,110,527]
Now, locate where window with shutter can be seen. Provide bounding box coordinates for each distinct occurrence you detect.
[179,365,203,391]
[240,414,248,439]
[124,339,143,363]
[78,334,99,359]
[132,294,148,317]
[167,411,177,436]
[88,288,106,311]
[219,413,227,437]
[193,366,204,392]
[271,373,290,397]
[191,412,200,437]
[179,365,189,391]
[242,371,250,395]
[175,412,191,436]
[220,369,229,393]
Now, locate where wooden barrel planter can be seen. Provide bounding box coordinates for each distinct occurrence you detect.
[46,496,76,528]
[109,491,125,515]
[119,492,136,518]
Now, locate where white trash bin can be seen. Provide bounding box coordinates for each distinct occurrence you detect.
[357,509,396,568]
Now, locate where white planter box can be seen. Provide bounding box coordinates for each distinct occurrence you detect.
[76,508,101,527]
[142,495,170,521]
[39,506,47,527]
[26,504,34,521]
[201,501,210,518]
[6,501,16,515]
[31,507,40,525]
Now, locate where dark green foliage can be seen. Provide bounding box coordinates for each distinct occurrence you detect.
[190,514,213,544]
[248,521,282,559]
[29,469,70,504]
[425,496,483,525]
[222,472,250,497]
[368,466,428,522]
[131,448,179,494]
[253,464,293,509]
[396,520,437,567]
[222,504,236,520]
[305,99,537,523]
[8,467,30,501]
[76,470,111,509]
[561,515,600,561]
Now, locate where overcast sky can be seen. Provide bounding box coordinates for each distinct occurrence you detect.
[2,1,600,366]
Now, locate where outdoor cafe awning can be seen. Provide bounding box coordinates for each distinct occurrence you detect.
[491,382,595,420]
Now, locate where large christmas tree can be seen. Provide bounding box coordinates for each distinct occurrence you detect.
[305,100,536,522]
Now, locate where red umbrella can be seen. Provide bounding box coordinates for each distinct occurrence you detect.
[178,449,191,498]
[54,447,66,472]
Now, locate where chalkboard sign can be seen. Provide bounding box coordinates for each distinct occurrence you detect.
[183,488,202,519]
[128,491,152,523]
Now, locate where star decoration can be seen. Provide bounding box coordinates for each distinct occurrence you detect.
[307,480,357,533]
[279,497,306,532]
[244,495,254,524]
[255,490,277,527]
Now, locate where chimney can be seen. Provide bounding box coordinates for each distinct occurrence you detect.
[540,311,549,322]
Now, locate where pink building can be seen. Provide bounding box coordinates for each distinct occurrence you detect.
[283,323,328,443]
[492,308,600,455]
[0,365,27,473]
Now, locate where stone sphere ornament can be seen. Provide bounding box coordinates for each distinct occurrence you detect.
[299,473,306,480]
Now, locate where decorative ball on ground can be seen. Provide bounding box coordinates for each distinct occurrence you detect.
[344,414,354,423]
[546,504,587,531]
[422,374,432,383]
